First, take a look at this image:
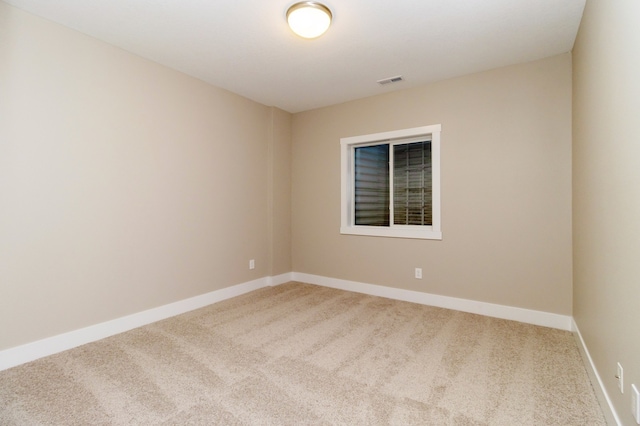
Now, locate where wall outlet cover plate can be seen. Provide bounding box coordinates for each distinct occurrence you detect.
[617,362,624,393]
[632,384,640,424]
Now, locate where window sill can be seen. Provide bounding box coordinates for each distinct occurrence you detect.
[340,226,442,240]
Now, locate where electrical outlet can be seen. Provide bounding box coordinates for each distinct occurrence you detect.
[617,362,624,393]
[415,268,422,279]
[632,384,640,424]
[249,259,255,270]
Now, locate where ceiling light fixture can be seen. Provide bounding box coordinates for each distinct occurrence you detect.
[286,2,332,39]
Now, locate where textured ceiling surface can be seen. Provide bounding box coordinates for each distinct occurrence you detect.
[3,0,586,112]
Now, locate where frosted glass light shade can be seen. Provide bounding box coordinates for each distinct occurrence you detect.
[287,2,332,39]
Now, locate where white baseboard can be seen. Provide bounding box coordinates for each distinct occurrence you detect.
[0,277,271,372]
[0,272,574,372]
[292,272,573,331]
[572,319,621,426]
[268,272,294,287]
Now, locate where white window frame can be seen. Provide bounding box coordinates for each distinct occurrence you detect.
[340,124,442,240]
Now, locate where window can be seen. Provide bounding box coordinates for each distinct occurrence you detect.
[341,125,441,240]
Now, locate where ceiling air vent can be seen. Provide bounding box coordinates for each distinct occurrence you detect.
[377,75,404,86]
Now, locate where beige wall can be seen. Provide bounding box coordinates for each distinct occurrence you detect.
[268,107,292,276]
[573,0,640,424]
[0,3,291,350]
[292,54,573,315]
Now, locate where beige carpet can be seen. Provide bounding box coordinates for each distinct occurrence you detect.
[0,282,606,425]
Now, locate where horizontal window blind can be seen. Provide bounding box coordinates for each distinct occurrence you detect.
[354,144,389,226]
[393,141,432,226]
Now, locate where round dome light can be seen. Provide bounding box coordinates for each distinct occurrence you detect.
[287,2,332,39]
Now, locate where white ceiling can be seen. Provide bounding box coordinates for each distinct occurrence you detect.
[3,0,586,113]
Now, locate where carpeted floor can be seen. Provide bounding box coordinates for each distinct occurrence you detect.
[0,282,606,425]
